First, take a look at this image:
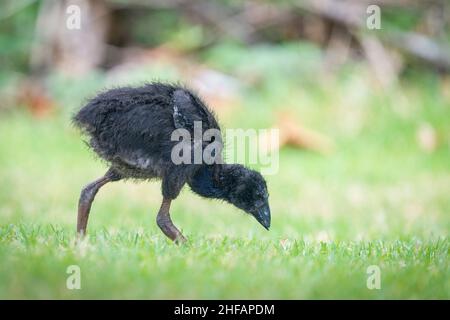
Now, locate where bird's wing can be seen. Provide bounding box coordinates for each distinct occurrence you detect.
[171,89,223,171]
[172,89,208,130]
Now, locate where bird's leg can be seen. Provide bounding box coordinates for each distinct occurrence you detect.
[77,168,121,236]
[156,198,187,244]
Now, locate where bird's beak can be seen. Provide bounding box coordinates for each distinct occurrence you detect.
[254,205,271,230]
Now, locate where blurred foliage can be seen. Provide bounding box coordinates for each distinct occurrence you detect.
[0,1,38,77]
[0,0,449,81]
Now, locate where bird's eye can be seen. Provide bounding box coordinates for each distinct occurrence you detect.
[256,190,268,200]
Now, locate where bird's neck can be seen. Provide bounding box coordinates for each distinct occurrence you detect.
[188,165,229,200]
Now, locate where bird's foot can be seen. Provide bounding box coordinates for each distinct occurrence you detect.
[157,215,187,244]
[174,233,187,245]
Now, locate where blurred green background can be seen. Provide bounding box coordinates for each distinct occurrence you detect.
[0,0,449,299]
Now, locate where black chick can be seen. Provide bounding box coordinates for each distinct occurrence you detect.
[73,82,271,243]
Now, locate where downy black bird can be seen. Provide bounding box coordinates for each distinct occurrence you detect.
[73,82,270,243]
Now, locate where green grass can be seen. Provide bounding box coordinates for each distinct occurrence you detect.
[0,225,447,299]
[0,71,449,299]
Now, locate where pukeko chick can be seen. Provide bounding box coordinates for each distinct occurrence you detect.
[73,82,271,243]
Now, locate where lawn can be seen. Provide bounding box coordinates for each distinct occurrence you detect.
[0,71,449,299]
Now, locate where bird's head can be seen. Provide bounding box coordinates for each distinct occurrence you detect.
[188,164,271,230]
[221,164,271,230]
